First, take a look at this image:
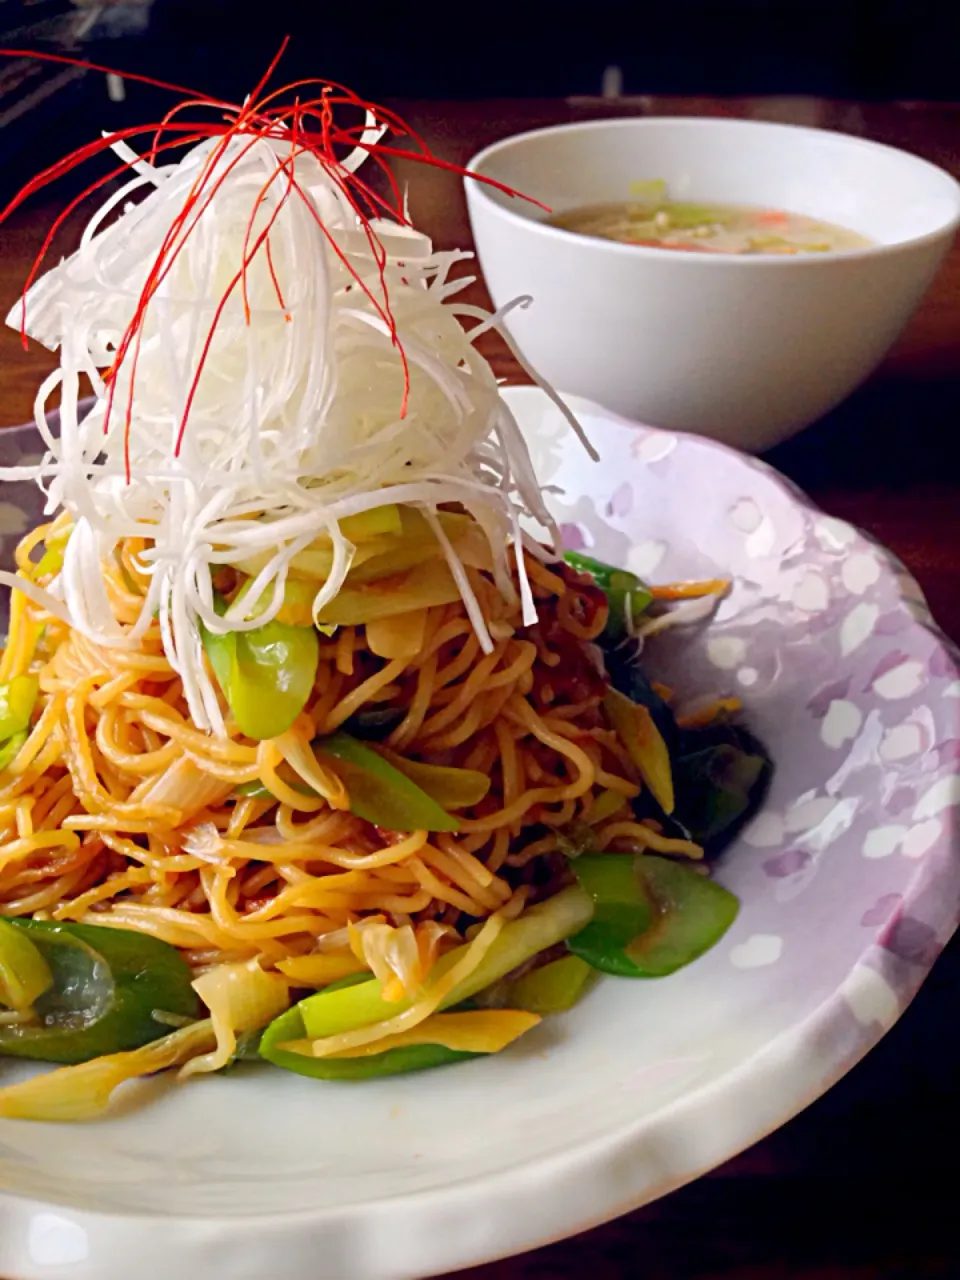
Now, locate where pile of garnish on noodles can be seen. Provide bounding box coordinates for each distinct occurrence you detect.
[0,45,771,1120]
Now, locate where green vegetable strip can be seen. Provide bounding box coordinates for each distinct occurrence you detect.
[569,854,739,978]
[236,731,472,832]
[199,597,319,742]
[0,919,53,1012]
[0,731,27,773]
[625,856,739,976]
[0,919,199,1064]
[0,676,39,741]
[295,885,593,1040]
[567,855,655,976]
[316,732,460,832]
[260,1007,479,1080]
[563,551,652,641]
[504,954,596,1015]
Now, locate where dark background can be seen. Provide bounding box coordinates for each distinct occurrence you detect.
[5,0,960,99]
[4,0,960,192]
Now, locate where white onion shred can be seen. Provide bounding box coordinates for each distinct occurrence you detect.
[1,130,591,733]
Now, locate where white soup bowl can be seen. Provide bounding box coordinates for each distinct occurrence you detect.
[465,116,960,451]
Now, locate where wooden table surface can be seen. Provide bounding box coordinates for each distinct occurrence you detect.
[1,94,959,1278]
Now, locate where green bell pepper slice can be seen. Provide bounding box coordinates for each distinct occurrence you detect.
[31,522,73,578]
[0,919,199,1064]
[0,918,53,1012]
[316,732,460,832]
[260,1004,478,1080]
[566,855,655,975]
[0,731,27,774]
[0,675,39,741]
[604,686,675,814]
[200,609,319,742]
[235,732,467,833]
[563,551,653,642]
[373,746,490,810]
[504,954,596,1014]
[671,725,773,850]
[568,854,739,978]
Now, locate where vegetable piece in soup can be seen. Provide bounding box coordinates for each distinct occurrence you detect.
[546,184,872,255]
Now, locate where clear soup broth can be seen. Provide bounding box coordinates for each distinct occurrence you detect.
[546,181,873,255]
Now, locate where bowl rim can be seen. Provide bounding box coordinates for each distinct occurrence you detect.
[1,389,959,1280]
[464,115,960,266]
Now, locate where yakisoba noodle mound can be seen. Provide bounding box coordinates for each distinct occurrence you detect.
[1,523,680,953]
[0,52,770,1119]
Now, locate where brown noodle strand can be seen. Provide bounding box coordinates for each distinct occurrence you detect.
[386,652,438,752]
[321,658,407,733]
[335,626,356,677]
[598,820,704,860]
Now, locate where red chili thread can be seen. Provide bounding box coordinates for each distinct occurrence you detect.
[106,122,280,445]
[1,42,541,475]
[241,114,300,320]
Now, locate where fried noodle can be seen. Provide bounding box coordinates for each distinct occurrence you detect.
[0,522,698,974]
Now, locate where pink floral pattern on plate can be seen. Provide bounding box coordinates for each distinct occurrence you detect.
[515,384,960,1044]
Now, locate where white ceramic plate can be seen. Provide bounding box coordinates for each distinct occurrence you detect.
[0,387,958,1280]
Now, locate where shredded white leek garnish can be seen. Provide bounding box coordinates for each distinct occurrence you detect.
[1,128,593,733]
